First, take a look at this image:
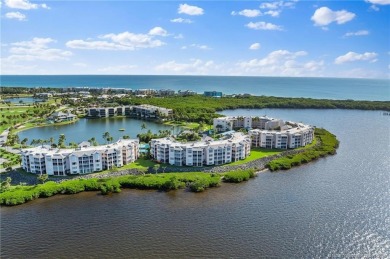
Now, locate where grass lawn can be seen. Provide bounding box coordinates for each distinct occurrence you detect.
[0,149,21,168]
[296,137,318,150]
[227,148,282,166]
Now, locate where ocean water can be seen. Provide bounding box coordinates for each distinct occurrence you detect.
[1,109,389,258]
[1,75,389,101]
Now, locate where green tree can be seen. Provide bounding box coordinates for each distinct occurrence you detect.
[37,174,48,184]
[102,132,111,144]
[141,122,147,131]
[58,134,66,147]
[1,177,12,190]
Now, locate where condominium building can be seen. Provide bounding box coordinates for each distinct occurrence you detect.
[249,122,314,149]
[213,116,284,132]
[21,139,139,176]
[150,132,251,167]
[87,105,173,118]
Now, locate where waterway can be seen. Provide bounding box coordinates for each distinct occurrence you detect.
[1,109,389,258]
[18,117,181,144]
[4,97,45,104]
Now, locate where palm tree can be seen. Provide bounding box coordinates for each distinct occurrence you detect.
[21,137,28,147]
[49,137,54,147]
[102,132,111,144]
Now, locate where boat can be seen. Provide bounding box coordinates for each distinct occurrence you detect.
[119,128,125,131]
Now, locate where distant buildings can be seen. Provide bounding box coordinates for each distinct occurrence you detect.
[34,93,53,98]
[204,91,222,98]
[49,111,77,122]
[21,139,139,176]
[178,90,197,96]
[150,132,251,166]
[87,105,173,119]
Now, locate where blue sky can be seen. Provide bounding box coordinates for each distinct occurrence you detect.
[1,0,389,78]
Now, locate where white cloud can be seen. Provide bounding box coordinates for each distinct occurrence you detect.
[155,59,217,75]
[236,50,324,77]
[4,37,72,63]
[231,9,261,17]
[344,30,369,37]
[182,44,211,50]
[178,3,204,16]
[5,11,26,21]
[366,0,390,11]
[258,1,297,17]
[170,17,193,23]
[334,52,378,64]
[264,10,280,17]
[4,0,49,10]
[66,40,126,50]
[66,30,166,51]
[365,0,390,4]
[246,21,283,31]
[249,43,261,50]
[148,27,168,36]
[98,65,138,73]
[369,4,380,11]
[311,7,356,26]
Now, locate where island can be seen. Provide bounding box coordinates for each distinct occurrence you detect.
[2,86,388,206]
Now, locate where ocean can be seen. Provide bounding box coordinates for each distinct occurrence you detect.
[1,75,389,101]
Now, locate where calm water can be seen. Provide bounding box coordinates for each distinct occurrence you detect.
[4,97,45,104]
[1,109,389,258]
[18,117,181,144]
[1,75,389,100]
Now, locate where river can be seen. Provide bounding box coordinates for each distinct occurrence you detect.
[1,109,389,258]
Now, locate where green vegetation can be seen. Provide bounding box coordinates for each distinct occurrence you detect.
[267,128,339,171]
[137,129,172,143]
[0,172,226,206]
[0,103,58,134]
[226,148,282,166]
[223,169,256,183]
[0,149,21,169]
[117,95,390,124]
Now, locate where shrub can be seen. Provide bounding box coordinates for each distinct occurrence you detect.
[223,170,255,183]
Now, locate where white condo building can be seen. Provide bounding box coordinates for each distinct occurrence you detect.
[21,139,139,176]
[249,122,314,149]
[87,105,173,118]
[213,116,314,149]
[213,116,284,132]
[150,132,251,167]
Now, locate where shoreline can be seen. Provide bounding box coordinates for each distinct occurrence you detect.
[0,128,339,206]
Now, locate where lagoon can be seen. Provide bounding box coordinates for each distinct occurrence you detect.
[4,97,45,104]
[18,117,182,144]
[1,108,389,258]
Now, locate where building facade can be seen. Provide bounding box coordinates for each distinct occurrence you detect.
[213,116,284,132]
[214,116,315,149]
[21,139,139,176]
[249,122,314,149]
[204,91,223,98]
[150,132,251,167]
[87,105,173,119]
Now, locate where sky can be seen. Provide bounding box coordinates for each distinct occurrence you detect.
[1,0,389,78]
